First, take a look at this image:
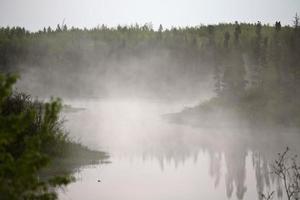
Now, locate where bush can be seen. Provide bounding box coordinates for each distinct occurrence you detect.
[0,74,73,200]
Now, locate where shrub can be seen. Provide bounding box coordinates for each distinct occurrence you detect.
[0,74,73,200]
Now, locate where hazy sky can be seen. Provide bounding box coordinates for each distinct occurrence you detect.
[0,0,299,31]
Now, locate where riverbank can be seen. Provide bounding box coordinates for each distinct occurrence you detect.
[0,74,109,200]
[164,90,300,129]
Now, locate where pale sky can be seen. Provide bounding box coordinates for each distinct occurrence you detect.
[0,0,299,31]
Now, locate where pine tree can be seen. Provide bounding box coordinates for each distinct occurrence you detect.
[294,13,299,30]
[234,21,241,47]
[224,31,230,49]
[275,21,281,32]
[221,22,246,99]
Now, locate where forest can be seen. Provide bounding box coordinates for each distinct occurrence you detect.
[1,13,300,199]
[1,16,299,126]
[167,17,300,128]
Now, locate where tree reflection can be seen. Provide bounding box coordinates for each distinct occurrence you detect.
[134,128,300,200]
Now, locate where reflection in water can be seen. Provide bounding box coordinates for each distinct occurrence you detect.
[62,99,299,200]
[224,146,247,199]
[252,153,283,200]
[209,151,221,188]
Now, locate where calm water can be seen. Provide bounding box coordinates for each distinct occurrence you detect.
[59,99,300,200]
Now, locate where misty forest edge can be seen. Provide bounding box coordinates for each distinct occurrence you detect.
[1,16,300,127]
[0,14,300,199]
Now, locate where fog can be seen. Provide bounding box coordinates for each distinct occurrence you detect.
[59,99,300,200]
[15,33,214,101]
[1,10,300,199]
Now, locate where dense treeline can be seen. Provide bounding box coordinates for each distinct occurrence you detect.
[0,23,215,99]
[207,15,300,127]
[0,16,300,125]
[170,14,300,127]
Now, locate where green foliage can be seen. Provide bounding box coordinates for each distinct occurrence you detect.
[0,74,73,200]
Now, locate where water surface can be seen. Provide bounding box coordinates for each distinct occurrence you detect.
[59,99,300,200]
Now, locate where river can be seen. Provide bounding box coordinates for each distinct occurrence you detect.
[58,98,300,200]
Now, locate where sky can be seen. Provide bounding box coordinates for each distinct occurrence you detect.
[0,0,299,31]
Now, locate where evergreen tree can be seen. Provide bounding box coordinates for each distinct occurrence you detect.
[222,22,246,99]
[294,13,299,30]
[63,24,68,31]
[47,26,52,33]
[250,21,263,87]
[234,21,241,47]
[158,24,163,40]
[56,24,61,32]
[224,31,230,49]
[275,21,281,32]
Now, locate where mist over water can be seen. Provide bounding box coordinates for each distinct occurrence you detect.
[58,98,300,200]
[1,0,300,199]
[1,16,300,199]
